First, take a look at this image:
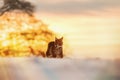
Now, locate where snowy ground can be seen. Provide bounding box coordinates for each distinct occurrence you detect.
[0,57,119,80]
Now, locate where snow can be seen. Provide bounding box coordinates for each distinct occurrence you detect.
[0,57,119,80]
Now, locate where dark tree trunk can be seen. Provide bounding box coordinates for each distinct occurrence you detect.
[0,0,34,16]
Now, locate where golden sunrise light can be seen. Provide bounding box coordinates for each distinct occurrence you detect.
[35,12,120,59]
[1,1,120,80]
[0,0,119,59]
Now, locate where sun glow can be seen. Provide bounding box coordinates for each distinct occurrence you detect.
[37,13,120,59]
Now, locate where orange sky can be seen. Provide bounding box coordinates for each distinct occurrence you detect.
[27,0,120,59]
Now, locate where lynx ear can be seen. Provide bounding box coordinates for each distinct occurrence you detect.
[55,37,57,40]
[61,37,63,40]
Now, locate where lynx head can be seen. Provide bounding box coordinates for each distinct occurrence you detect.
[55,37,63,46]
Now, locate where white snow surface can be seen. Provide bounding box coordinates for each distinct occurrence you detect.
[0,57,119,80]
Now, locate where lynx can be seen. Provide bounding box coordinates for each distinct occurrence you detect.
[46,37,63,58]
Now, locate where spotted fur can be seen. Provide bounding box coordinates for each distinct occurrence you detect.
[46,37,63,58]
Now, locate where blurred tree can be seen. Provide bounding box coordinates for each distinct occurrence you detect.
[0,0,34,16]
